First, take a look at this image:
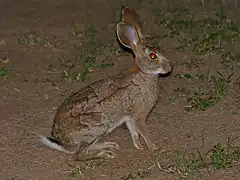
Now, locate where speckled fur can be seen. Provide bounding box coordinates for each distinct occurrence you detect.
[51,71,159,152]
[40,6,172,160]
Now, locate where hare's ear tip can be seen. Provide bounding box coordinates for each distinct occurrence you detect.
[120,5,125,12]
[121,4,126,9]
[121,5,131,12]
[121,5,127,9]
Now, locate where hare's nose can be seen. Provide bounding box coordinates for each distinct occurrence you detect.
[168,64,173,74]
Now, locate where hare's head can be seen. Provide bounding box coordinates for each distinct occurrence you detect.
[116,22,172,75]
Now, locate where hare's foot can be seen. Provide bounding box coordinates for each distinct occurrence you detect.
[88,141,120,151]
[74,142,119,161]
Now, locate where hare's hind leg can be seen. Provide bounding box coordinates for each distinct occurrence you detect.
[74,141,120,161]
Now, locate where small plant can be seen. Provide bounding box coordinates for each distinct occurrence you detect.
[45,64,57,73]
[122,138,240,180]
[177,142,240,178]
[54,24,113,82]
[154,5,240,68]
[188,72,230,111]
[121,173,136,180]
[221,51,240,69]
[0,67,9,78]
[0,39,7,47]
[181,72,230,111]
[66,160,104,177]
[42,36,62,49]
[209,143,240,169]
[57,53,113,82]
[155,139,240,179]
[18,32,41,45]
[70,23,85,38]
[18,31,62,50]
[174,72,231,111]
[67,163,84,178]
[121,168,152,180]
[175,150,206,179]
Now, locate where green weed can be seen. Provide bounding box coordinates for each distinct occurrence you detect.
[154,5,238,110]
[174,72,231,111]
[121,168,152,180]
[56,24,113,82]
[0,67,10,79]
[174,141,240,179]
[154,6,240,68]
[18,31,62,49]
[152,137,240,180]
[18,32,42,46]
[121,139,240,180]
[66,160,104,178]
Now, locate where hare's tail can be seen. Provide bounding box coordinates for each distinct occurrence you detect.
[38,135,73,154]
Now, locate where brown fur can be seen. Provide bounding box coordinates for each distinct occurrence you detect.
[40,6,172,161]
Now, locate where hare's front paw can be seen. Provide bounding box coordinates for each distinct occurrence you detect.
[103,141,120,150]
[74,141,120,161]
[132,138,144,150]
[97,149,117,159]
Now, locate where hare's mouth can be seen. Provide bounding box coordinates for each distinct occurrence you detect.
[157,65,173,77]
[158,71,172,77]
[143,66,172,76]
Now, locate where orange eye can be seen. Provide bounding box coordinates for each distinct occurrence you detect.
[150,52,157,59]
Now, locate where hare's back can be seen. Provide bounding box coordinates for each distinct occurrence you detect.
[51,75,128,143]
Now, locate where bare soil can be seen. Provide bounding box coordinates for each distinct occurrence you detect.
[0,0,239,180]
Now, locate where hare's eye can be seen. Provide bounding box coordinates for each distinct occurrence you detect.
[149,52,157,59]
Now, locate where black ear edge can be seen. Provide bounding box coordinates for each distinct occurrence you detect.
[121,5,130,14]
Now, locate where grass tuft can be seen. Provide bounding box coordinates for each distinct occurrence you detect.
[154,5,240,68]
[154,5,239,111]
[51,24,113,83]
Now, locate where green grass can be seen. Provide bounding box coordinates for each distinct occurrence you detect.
[0,67,10,79]
[174,141,240,179]
[18,32,42,46]
[18,31,61,48]
[18,25,113,83]
[0,39,7,47]
[122,138,240,180]
[174,72,231,111]
[153,4,239,111]
[66,160,105,178]
[0,56,10,79]
[154,5,240,68]
[48,24,113,83]
[121,168,153,180]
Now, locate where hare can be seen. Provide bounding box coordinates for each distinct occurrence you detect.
[39,6,172,161]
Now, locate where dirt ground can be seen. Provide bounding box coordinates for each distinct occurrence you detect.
[0,0,240,180]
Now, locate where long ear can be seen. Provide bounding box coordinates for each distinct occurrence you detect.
[121,6,144,40]
[116,22,140,50]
